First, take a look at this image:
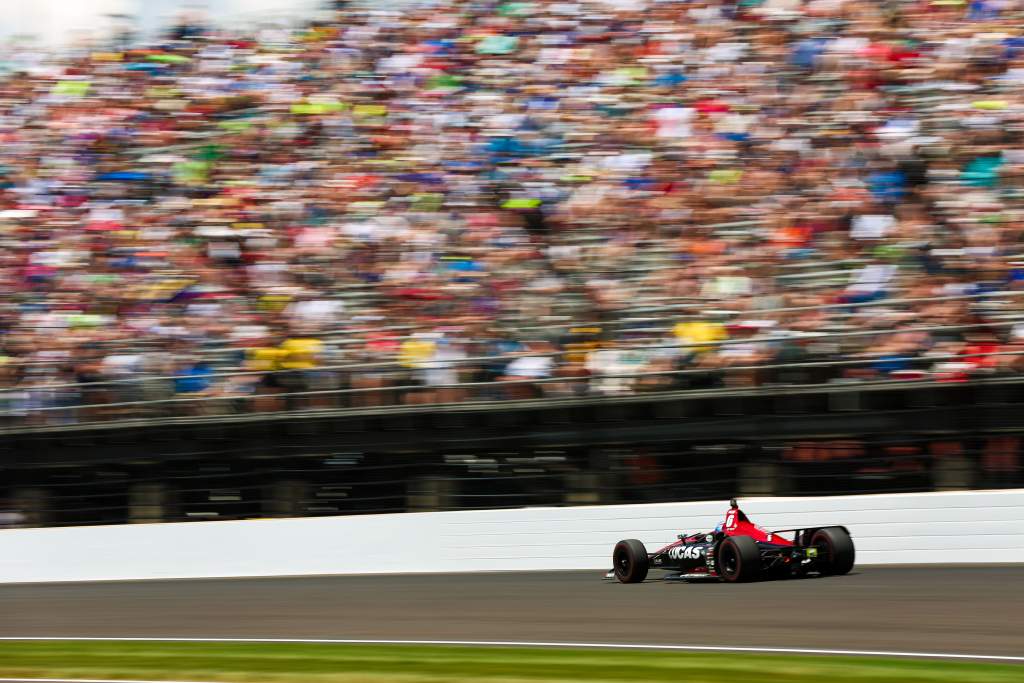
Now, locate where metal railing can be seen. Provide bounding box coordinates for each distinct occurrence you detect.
[1,287,1023,428]
[0,348,1021,434]
[0,325,1019,428]
[5,306,1024,392]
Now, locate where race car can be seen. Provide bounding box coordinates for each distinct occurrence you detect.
[608,499,855,583]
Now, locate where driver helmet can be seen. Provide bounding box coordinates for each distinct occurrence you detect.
[715,522,724,533]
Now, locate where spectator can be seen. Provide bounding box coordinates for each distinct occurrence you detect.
[0,0,1023,424]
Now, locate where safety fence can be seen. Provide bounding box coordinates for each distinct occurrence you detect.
[4,335,1024,530]
[1,431,1020,528]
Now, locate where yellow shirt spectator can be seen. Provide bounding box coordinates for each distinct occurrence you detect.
[673,321,728,353]
[279,338,323,370]
[399,336,437,369]
[248,346,288,372]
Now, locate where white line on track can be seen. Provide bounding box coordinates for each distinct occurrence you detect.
[0,637,1022,663]
[0,679,217,683]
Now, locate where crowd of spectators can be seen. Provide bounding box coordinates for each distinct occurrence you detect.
[5,0,1024,424]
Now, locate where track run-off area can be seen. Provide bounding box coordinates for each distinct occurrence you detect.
[1,566,1022,660]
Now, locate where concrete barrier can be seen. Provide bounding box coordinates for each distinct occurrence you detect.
[1,489,1022,583]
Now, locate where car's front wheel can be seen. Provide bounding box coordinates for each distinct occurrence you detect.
[612,539,649,583]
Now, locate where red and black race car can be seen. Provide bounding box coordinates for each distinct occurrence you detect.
[608,499,855,583]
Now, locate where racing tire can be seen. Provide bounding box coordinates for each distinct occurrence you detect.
[612,539,649,584]
[810,527,855,576]
[717,535,761,583]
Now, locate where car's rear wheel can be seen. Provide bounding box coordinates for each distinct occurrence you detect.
[810,527,855,576]
[612,539,649,584]
[717,535,760,583]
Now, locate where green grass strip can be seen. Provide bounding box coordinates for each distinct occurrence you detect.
[0,641,1019,683]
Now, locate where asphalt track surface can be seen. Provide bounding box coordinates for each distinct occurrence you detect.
[2,566,1022,658]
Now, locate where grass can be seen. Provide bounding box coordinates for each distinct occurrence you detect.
[0,641,1019,683]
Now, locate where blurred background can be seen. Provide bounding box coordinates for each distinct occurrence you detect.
[2,2,326,47]
[1,0,1024,528]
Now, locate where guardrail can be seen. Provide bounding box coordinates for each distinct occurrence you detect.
[0,490,1021,583]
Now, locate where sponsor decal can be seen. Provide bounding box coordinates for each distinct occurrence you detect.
[668,545,704,561]
[806,547,818,558]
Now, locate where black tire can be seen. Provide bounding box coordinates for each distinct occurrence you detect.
[811,527,855,576]
[612,539,649,583]
[717,535,761,583]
